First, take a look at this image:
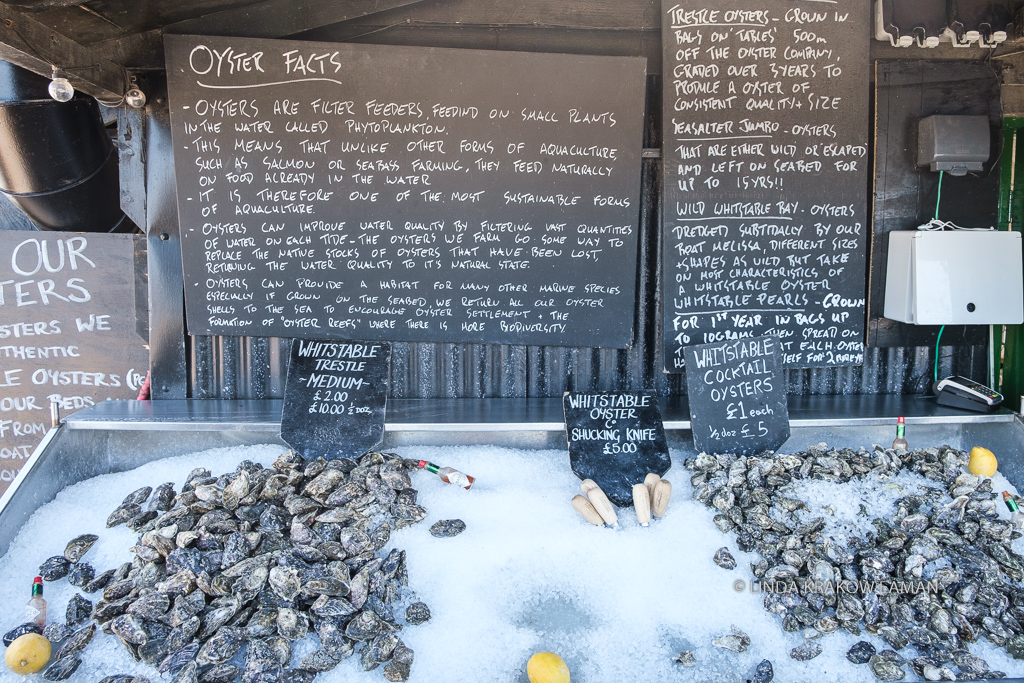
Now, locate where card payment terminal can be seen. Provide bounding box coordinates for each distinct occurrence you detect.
[932,376,1003,413]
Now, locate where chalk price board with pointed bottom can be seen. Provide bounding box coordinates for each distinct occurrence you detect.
[164,34,646,348]
[281,339,391,460]
[563,392,671,507]
[684,335,789,456]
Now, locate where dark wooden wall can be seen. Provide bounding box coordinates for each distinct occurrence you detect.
[870,61,1002,350]
[93,1,1000,398]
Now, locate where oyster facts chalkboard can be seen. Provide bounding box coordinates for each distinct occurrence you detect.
[0,232,149,492]
[684,335,789,456]
[164,35,646,348]
[563,392,671,507]
[661,0,869,370]
[281,339,391,460]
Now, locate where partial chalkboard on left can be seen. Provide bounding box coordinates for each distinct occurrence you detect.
[281,339,391,460]
[0,231,149,495]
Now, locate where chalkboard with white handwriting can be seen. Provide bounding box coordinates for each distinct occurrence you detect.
[684,335,790,456]
[0,231,149,493]
[563,392,671,507]
[661,0,869,370]
[281,339,391,460]
[165,35,647,348]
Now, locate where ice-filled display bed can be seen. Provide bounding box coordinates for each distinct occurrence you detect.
[2,441,1024,682]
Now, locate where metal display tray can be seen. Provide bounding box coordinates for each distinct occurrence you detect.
[1,397,1023,682]
[2,395,1021,560]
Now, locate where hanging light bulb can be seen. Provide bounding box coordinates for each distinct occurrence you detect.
[48,68,73,102]
[125,86,146,109]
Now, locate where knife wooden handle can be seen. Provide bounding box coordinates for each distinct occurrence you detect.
[652,480,672,518]
[633,483,651,527]
[585,484,618,526]
[571,494,605,526]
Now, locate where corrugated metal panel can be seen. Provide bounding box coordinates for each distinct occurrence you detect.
[187,336,986,399]
[181,68,989,401]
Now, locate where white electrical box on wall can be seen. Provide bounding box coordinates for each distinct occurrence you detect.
[884,230,1024,325]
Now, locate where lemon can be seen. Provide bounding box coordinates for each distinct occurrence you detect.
[5,633,50,675]
[527,651,570,683]
[968,447,998,478]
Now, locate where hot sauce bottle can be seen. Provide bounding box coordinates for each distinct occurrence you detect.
[417,460,474,489]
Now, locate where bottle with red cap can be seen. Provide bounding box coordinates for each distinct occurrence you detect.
[25,577,46,628]
[1003,492,1024,531]
[892,417,909,451]
[416,460,474,489]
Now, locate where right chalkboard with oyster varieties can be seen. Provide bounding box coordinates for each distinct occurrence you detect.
[660,0,870,372]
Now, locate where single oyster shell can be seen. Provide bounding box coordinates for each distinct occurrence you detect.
[369,633,400,663]
[276,607,309,641]
[150,482,176,511]
[84,568,116,593]
[316,617,354,659]
[429,519,466,538]
[713,626,750,653]
[846,640,876,664]
[311,595,358,619]
[38,555,71,581]
[64,534,99,562]
[67,562,95,587]
[66,593,93,626]
[245,607,280,637]
[53,623,95,660]
[868,654,905,681]
[110,614,149,645]
[126,591,170,620]
[42,655,81,681]
[751,659,773,683]
[122,486,153,507]
[196,626,245,666]
[2,622,41,646]
[713,547,736,570]
[405,602,431,625]
[165,615,200,653]
[268,636,291,667]
[790,642,822,661]
[345,610,385,641]
[298,649,342,672]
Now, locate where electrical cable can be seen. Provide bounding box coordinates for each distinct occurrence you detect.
[918,169,994,231]
[917,219,995,231]
[934,324,946,382]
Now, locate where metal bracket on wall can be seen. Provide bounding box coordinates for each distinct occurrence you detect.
[118,103,146,229]
[144,80,188,399]
[642,148,661,158]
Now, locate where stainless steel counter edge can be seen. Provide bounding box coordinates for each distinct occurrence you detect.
[61,396,1016,432]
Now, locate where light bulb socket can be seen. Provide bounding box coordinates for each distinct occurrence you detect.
[125,87,146,109]
[47,76,74,102]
